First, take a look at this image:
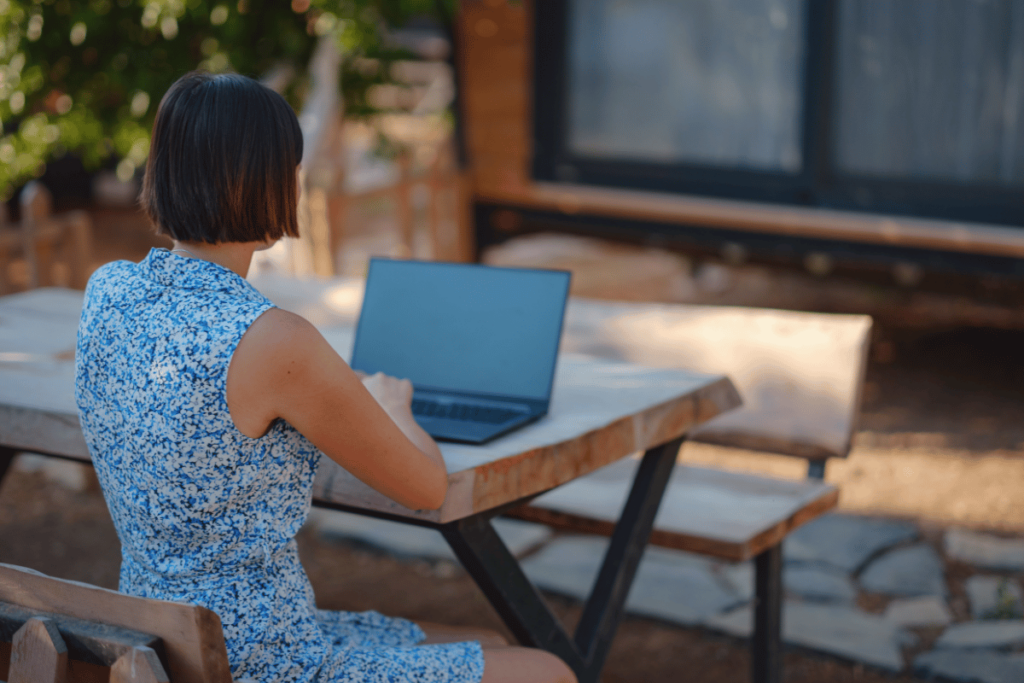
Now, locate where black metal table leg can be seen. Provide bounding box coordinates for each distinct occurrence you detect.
[571,436,682,674]
[806,460,826,479]
[0,447,17,490]
[441,514,586,675]
[440,436,684,683]
[752,544,783,683]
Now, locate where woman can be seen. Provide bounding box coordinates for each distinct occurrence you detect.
[75,71,575,683]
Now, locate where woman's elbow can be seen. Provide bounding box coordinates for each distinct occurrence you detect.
[407,467,448,511]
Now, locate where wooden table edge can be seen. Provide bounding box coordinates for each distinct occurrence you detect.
[445,373,742,523]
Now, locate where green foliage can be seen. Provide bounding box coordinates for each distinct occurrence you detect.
[988,578,1023,620]
[0,0,455,200]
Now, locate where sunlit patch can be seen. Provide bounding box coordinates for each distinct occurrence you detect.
[70,22,87,46]
[116,158,136,182]
[200,52,230,73]
[55,94,73,114]
[26,14,43,41]
[324,282,365,316]
[161,16,178,40]
[140,4,159,28]
[130,91,150,118]
[210,5,229,25]
[313,12,336,36]
[128,137,148,165]
[200,37,218,57]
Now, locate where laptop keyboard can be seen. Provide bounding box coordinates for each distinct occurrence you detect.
[412,399,525,424]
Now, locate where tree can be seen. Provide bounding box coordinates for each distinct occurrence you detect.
[0,0,453,200]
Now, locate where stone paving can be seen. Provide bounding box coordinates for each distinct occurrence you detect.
[309,509,1024,682]
[14,438,1024,681]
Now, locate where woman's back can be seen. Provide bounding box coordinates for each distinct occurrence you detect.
[76,248,321,577]
[76,248,336,681]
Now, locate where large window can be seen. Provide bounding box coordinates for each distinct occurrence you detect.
[533,0,1024,227]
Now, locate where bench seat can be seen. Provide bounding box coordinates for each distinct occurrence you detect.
[509,459,839,562]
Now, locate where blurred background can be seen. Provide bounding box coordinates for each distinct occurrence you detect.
[0,0,466,284]
[2,2,1024,682]
[3,0,1024,321]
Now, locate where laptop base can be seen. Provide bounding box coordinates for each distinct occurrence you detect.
[416,412,543,445]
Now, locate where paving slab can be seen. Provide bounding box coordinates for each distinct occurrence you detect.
[966,576,1024,620]
[785,565,857,603]
[718,562,755,602]
[721,561,856,604]
[859,544,947,597]
[521,536,741,625]
[705,600,906,671]
[915,650,1024,683]
[309,510,552,561]
[898,629,920,648]
[784,514,919,572]
[935,620,1024,650]
[946,528,1024,572]
[884,596,953,627]
[783,536,822,564]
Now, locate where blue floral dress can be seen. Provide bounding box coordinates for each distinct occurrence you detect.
[75,248,484,683]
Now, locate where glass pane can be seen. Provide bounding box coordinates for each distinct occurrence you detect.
[834,0,1024,186]
[566,0,806,172]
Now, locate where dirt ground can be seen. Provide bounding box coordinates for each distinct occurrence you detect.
[2,214,1023,681]
[0,467,921,683]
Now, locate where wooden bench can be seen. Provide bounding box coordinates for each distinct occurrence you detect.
[0,563,231,683]
[505,300,872,683]
[0,183,93,294]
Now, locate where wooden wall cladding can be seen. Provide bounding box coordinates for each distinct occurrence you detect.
[458,0,534,201]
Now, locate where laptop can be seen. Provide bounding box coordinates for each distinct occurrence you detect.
[350,258,572,444]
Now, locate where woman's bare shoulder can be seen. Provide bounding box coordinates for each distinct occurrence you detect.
[228,307,334,437]
[244,307,322,355]
[232,307,331,390]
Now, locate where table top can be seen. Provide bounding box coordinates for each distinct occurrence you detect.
[247,272,872,461]
[0,285,740,523]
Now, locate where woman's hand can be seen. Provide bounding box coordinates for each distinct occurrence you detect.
[360,372,413,416]
[358,372,445,474]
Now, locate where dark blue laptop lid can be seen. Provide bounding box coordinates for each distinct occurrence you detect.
[351,259,571,403]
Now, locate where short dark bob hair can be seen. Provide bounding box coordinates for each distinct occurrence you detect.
[141,71,303,244]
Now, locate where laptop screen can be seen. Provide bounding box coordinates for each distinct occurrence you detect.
[351,259,571,402]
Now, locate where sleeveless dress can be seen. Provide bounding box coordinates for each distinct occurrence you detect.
[74,248,485,683]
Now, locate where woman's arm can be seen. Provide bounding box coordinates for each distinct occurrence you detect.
[357,371,445,472]
[227,308,448,511]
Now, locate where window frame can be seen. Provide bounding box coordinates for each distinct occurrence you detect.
[532,0,1024,228]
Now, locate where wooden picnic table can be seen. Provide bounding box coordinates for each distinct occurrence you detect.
[0,284,740,683]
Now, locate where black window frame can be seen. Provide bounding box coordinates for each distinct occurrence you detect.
[532,0,1024,229]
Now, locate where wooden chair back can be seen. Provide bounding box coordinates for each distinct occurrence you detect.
[0,563,232,683]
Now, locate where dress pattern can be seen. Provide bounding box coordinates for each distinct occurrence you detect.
[75,248,484,683]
